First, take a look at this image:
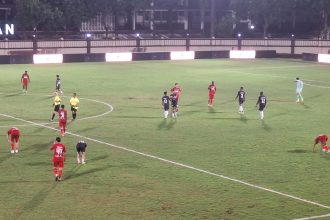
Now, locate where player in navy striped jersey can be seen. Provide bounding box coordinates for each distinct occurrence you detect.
[256,91,267,120]
[235,86,246,114]
[170,93,178,118]
[55,75,63,94]
[162,91,170,119]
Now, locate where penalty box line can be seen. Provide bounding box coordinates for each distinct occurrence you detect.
[1,113,330,211]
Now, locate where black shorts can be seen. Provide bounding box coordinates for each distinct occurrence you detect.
[239,99,244,105]
[259,105,265,111]
[56,85,61,90]
[76,143,87,153]
[71,106,77,112]
[54,104,60,112]
[164,104,169,111]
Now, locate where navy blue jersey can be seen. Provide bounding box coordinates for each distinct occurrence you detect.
[257,95,267,110]
[56,78,61,89]
[237,90,245,104]
[170,94,178,108]
[162,95,170,110]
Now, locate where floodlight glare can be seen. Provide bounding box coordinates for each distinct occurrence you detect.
[250,25,255,29]
[136,33,140,37]
[237,33,242,37]
[86,33,92,38]
[291,34,295,37]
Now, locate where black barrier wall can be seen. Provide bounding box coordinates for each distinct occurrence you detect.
[0,50,279,64]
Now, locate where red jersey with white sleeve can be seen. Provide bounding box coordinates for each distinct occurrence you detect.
[315,134,328,145]
[208,84,216,95]
[21,73,30,85]
[58,109,67,124]
[171,85,181,101]
[51,143,66,162]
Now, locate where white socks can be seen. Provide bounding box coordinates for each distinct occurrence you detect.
[259,111,264,120]
[164,111,168,118]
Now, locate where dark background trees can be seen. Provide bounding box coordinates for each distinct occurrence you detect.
[12,0,330,39]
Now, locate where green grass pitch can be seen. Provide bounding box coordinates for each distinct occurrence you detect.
[0,59,330,220]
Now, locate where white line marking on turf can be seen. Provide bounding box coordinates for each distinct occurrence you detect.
[294,213,330,220]
[0,92,113,128]
[1,113,330,211]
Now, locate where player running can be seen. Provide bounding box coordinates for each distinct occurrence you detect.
[313,134,329,152]
[170,83,182,104]
[162,91,170,119]
[58,105,67,137]
[256,91,267,120]
[170,93,178,118]
[70,93,79,121]
[50,92,61,121]
[7,127,20,154]
[295,77,304,103]
[76,140,87,164]
[50,137,66,181]
[21,70,30,94]
[208,81,217,107]
[55,75,63,95]
[235,87,246,114]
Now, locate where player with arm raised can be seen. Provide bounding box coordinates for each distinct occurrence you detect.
[235,86,245,114]
[162,91,170,119]
[21,70,30,94]
[208,81,216,107]
[256,91,267,120]
[50,137,66,181]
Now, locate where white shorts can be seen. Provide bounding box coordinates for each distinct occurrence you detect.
[296,89,302,94]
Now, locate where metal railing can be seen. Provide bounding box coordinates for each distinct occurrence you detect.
[0,38,329,55]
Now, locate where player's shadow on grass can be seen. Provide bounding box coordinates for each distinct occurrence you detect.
[65,165,111,181]
[238,115,248,123]
[88,155,109,162]
[261,120,272,132]
[157,118,177,130]
[22,141,53,154]
[0,154,12,165]
[25,161,50,166]
[3,92,21,97]
[287,149,309,153]
[300,102,310,109]
[207,107,224,114]
[18,183,57,218]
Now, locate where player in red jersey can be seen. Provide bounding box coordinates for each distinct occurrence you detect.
[21,70,30,94]
[7,127,20,154]
[313,134,329,152]
[50,137,66,181]
[208,81,217,107]
[58,105,67,137]
[170,83,182,104]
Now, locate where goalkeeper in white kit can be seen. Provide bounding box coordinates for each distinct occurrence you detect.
[295,77,304,103]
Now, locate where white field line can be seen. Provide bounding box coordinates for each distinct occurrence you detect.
[1,113,330,211]
[0,93,113,128]
[294,213,330,220]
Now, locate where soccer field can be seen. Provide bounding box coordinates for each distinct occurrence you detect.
[1,59,330,220]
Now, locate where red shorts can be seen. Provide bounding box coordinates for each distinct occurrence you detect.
[10,134,20,142]
[209,93,215,99]
[53,159,64,168]
[322,146,329,152]
[59,121,67,128]
[23,80,29,86]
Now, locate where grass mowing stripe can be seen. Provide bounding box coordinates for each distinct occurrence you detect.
[1,112,330,211]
